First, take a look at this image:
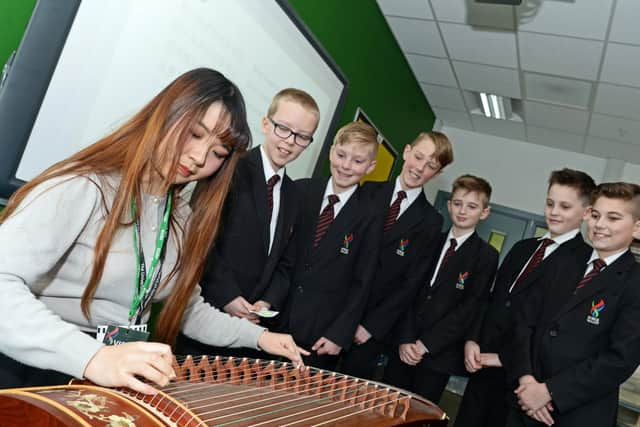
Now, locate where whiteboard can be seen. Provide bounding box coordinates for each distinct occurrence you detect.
[0,0,347,198]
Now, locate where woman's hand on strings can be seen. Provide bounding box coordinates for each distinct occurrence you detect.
[258,331,310,368]
[83,342,176,394]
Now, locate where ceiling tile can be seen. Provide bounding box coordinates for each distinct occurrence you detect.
[588,114,640,145]
[517,0,612,40]
[524,72,593,109]
[386,17,446,57]
[430,0,515,30]
[518,32,604,81]
[601,43,640,88]
[453,61,521,99]
[406,54,457,86]
[524,101,589,134]
[439,22,517,68]
[471,116,526,140]
[377,0,433,20]
[594,83,640,121]
[609,0,640,45]
[585,137,640,164]
[432,106,473,130]
[420,84,466,111]
[526,125,585,153]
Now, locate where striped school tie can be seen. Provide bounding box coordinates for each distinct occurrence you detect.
[440,238,457,268]
[383,190,407,233]
[510,238,555,292]
[266,174,280,222]
[575,258,606,291]
[313,194,340,247]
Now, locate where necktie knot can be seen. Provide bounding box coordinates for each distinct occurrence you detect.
[592,258,606,272]
[327,194,340,206]
[540,238,555,249]
[396,190,407,201]
[449,238,457,250]
[267,174,280,188]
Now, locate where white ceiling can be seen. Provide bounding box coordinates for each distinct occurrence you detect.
[377,0,640,165]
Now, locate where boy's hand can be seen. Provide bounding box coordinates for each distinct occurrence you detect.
[464,340,482,373]
[258,331,309,368]
[480,352,502,368]
[224,296,259,322]
[530,405,555,426]
[399,343,422,365]
[353,324,372,345]
[311,337,342,355]
[253,300,271,311]
[515,380,552,413]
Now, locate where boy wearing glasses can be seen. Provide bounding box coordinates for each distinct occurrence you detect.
[339,132,453,380]
[178,88,319,356]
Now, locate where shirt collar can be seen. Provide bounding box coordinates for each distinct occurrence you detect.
[393,177,422,206]
[324,177,358,203]
[542,228,580,245]
[447,228,474,248]
[259,145,284,182]
[587,248,628,268]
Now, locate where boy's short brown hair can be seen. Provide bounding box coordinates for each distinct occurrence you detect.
[267,88,320,120]
[548,168,596,205]
[333,121,379,158]
[411,131,454,170]
[451,174,492,207]
[591,182,640,219]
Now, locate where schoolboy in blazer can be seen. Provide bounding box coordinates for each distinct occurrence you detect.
[455,169,596,427]
[507,183,640,427]
[339,131,453,380]
[383,175,499,403]
[277,122,381,370]
[178,89,319,355]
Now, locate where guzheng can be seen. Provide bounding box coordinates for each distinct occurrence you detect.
[0,355,448,426]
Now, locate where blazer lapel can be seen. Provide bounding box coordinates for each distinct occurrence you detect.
[385,192,429,244]
[431,232,477,292]
[248,149,269,253]
[314,185,361,254]
[553,251,635,320]
[269,174,292,256]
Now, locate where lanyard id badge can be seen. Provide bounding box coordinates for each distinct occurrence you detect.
[96,324,150,345]
[129,189,172,324]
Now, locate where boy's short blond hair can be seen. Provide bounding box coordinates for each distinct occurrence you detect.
[411,131,454,169]
[451,174,492,208]
[333,121,379,158]
[591,182,640,219]
[267,88,320,120]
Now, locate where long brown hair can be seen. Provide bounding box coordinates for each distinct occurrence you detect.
[0,68,251,345]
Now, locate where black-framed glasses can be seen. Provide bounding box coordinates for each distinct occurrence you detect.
[268,117,314,147]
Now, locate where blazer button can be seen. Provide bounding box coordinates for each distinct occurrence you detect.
[297,285,303,293]
[304,263,311,271]
[549,329,558,337]
[505,300,511,308]
[426,295,432,300]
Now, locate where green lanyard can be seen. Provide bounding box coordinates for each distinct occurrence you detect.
[129,189,173,322]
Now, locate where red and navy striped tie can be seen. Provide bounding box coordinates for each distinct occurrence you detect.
[313,194,339,247]
[575,258,606,291]
[383,190,407,233]
[266,174,280,222]
[511,238,555,291]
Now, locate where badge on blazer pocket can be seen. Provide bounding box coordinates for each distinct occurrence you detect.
[586,298,605,325]
[340,233,354,254]
[396,238,409,256]
[455,272,469,290]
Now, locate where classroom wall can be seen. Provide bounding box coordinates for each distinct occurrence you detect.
[0,1,436,181]
[270,1,437,175]
[425,126,610,215]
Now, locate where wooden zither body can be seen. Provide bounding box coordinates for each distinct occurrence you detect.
[0,355,448,426]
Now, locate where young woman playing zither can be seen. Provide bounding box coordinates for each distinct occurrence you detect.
[0,68,308,394]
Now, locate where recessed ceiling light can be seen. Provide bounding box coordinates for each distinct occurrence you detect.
[479,92,512,120]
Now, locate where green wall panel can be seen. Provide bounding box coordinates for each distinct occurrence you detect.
[288,0,436,174]
[0,0,37,66]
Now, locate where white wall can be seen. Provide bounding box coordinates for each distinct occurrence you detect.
[622,162,640,184]
[424,126,610,214]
